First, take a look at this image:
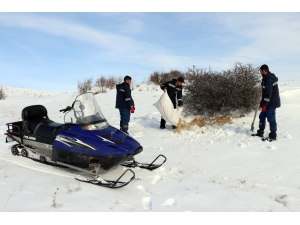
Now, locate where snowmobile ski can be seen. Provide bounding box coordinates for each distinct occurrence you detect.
[75,169,135,188]
[121,154,167,171]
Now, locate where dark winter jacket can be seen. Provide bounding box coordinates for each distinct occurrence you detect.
[160,79,183,108]
[260,72,281,108]
[115,82,134,109]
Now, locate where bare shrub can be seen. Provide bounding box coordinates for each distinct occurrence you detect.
[149,71,160,84]
[168,70,185,82]
[78,77,93,94]
[0,86,6,100]
[184,62,261,117]
[106,75,118,89]
[95,75,107,93]
[78,75,124,94]
[149,70,185,85]
[94,75,119,93]
[117,76,123,84]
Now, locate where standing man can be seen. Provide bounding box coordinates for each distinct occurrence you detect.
[115,75,135,134]
[160,77,184,129]
[252,64,281,141]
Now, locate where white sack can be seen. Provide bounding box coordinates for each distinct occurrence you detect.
[153,92,183,126]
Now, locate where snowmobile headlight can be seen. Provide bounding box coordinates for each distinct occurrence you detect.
[82,121,109,130]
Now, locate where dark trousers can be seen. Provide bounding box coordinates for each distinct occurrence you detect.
[258,108,277,139]
[119,109,131,133]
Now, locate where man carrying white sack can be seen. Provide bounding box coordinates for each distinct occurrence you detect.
[159,77,184,129]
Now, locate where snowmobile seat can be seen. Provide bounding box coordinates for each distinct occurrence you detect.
[22,105,62,137]
[35,121,62,138]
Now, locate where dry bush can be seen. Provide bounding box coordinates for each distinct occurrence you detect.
[117,76,123,84]
[0,86,6,100]
[78,75,121,94]
[77,77,93,94]
[184,62,261,117]
[94,75,120,93]
[149,71,160,84]
[149,70,185,85]
[77,75,126,94]
[106,75,118,89]
[95,75,107,93]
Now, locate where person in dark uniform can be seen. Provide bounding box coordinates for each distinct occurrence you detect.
[115,75,135,134]
[253,64,281,141]
[159,77,184,129]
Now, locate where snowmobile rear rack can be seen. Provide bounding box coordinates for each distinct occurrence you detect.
[121,154,167,171]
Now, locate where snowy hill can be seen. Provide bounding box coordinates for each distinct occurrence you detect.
[1,81,300,215]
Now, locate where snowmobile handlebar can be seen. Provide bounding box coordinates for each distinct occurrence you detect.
[59,106,72,113]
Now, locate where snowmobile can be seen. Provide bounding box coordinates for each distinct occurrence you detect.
[4,92,166,188]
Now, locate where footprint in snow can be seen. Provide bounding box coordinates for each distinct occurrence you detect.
[131,132,143,138]
[162,198,177,206]
[285,134,292,139]
[239,143,246,148]
[151,175,162,185]
[155,167,167,173]
[268,144,276,150]
[142,197,152,210]
[170,167,178,173]
[137,185,151,195]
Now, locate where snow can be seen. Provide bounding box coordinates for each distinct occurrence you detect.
[1,82,300,223]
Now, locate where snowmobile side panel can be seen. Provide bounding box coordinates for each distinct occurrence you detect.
[53,125,142,156]
[52,146,143,170]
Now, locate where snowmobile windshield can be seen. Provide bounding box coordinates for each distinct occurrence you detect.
[64,92,109,130]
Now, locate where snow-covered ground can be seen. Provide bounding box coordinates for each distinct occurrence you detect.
[0,81,300,220]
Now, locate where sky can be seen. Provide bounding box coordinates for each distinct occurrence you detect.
[1,1,300,92]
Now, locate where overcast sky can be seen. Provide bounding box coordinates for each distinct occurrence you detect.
[1,1,300,92]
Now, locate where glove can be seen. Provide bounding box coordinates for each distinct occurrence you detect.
[131,107,135,113]
[261,105,267,112]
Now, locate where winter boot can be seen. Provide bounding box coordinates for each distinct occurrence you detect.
[269,122,277,139]
[172,125,177,129]
[251,129,264,137]
[121,124,129,134]
[160,118,166,129]
[268,137,276,142]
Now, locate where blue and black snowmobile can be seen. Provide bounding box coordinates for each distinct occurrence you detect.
[4,92,166,188]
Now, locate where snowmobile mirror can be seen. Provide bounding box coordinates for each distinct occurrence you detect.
[79,104,85,110]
